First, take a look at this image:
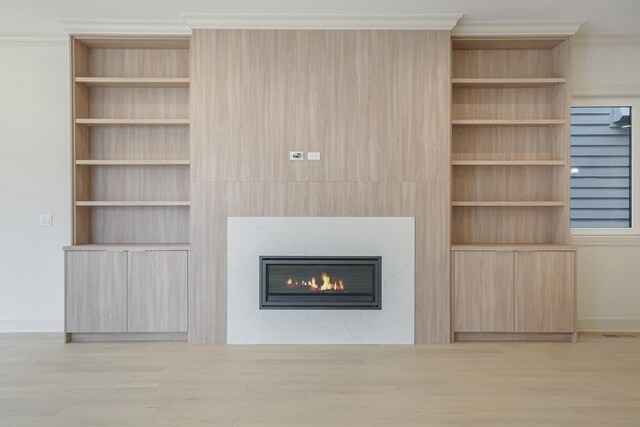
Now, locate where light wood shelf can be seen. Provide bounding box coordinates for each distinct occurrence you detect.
[450,36,575,340]
[451,244,576,251]
[73,37,190,50]
[452,78,566,88]
[452,201,565,207]
[76,201,190,207]
[76,160,190,166]
[63,243,192,251]
[452,37,566,50]
[75,119,190,126]
[452,160,565,166]
[452,119,565,127]
[75,77,190,88]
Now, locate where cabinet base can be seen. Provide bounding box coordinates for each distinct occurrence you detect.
[67,332,187,342]
[455,332,575,342]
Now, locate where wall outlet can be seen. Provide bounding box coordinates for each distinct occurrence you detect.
[307,152,320,160]
[290,151,304,160]
[39,214,52,227]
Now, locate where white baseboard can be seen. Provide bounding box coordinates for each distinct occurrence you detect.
[0,318,64,332]
[578,319,640,333]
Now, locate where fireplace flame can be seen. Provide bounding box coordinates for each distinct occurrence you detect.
[286,273,345,291]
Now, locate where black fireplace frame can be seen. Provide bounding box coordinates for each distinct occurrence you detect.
[259,256,382,310]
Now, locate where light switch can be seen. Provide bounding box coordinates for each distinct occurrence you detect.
[307,152,320,160]
[39,214,52,227]
[290,151,304,160]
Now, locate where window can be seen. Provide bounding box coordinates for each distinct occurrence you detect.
[570,106,632,228]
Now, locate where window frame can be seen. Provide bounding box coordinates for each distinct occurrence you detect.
[570,97,639,236]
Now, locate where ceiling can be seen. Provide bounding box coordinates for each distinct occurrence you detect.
[0,0,639,35]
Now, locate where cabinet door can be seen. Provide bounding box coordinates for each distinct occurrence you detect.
[453,251,514,332]
[128,251,188,333]
[515,251,575,333]
[66,251,128,333]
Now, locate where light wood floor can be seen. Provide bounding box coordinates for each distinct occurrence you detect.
[1,333,639,426]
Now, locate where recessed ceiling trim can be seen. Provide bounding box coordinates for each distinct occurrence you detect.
[58,18,191,35]
[181,14,463,30]
[453,19,585,36]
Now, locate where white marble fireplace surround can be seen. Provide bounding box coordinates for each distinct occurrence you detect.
[227,217,415,344]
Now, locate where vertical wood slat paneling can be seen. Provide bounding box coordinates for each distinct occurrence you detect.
[192,30,451,184]
[190,30,451,344]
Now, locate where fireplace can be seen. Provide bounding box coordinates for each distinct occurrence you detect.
[259,256,382,309]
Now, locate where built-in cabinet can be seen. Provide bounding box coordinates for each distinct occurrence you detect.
[127,250,188,333]
[66,251,128,333]
[453,248,575,335]
[65,249,188,335]
[453,250,514,333]
[65,36,191,341]
[514,250,575,333]
[451,37,576,341]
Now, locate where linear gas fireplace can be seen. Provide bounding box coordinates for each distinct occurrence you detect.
[259,256,382,310]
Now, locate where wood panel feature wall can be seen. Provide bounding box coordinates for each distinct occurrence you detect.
[190,30,452,344]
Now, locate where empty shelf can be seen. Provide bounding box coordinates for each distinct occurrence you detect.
[75,77,190,88]
[76,201,191,207]
[452,78,566,88]
[75,119,190,126]
[76,160,190,165]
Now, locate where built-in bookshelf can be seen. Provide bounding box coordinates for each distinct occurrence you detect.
[451,37,571,245]
[71,36,190,245]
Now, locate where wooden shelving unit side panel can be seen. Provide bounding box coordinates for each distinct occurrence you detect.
[555,39,572,246]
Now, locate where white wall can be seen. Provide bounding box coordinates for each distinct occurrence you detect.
[0,42,70,331]
[571,38,640,332]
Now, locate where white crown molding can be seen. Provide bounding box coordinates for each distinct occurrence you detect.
[181,14,463,30]
[573,33,640,47]
[452,19,585,37]
[58,18,191,35]
[0,33,68,45]
[572,85,640,99]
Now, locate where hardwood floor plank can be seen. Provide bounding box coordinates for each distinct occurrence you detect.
[0,333,638,426]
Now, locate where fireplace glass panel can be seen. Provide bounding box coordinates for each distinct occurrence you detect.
[260,257,381,309]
